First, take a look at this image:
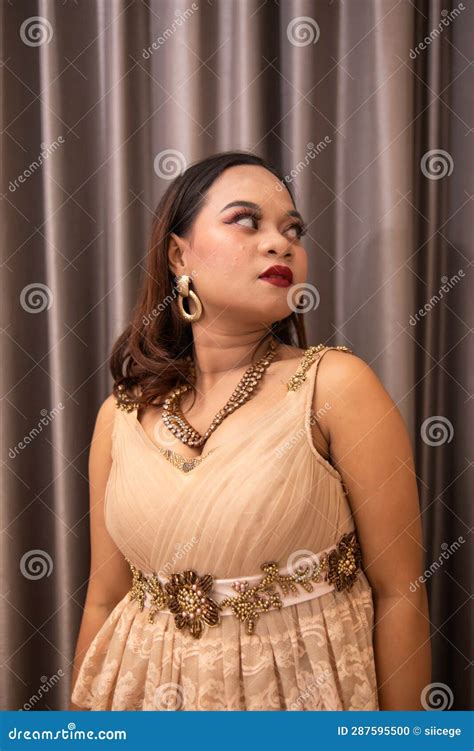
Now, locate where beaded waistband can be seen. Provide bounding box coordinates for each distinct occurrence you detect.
[125,531,362,639]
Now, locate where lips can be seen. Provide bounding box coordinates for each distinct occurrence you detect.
[258,265,293,283]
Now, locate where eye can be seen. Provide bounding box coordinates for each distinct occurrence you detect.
[287,223,307,240]
[226,210,259,229]
[225,210,307,239]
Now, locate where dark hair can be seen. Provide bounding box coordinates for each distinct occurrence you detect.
[109,150,308,409]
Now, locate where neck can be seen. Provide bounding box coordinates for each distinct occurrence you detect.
[188,330,276,387]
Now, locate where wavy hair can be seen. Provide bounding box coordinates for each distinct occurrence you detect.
[109,150,308,409]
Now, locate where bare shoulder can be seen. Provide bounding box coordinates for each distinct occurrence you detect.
[90,393,118,460]
[97,393,118,421]
[314,350,424,601]
[85,392,133,609]
[316,348,392,402]
[313,348,397,438]
[95,392,117,426]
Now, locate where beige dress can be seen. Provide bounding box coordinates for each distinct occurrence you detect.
[71,345,379,711]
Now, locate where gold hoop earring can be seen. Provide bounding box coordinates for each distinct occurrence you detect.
[175,274,203,322]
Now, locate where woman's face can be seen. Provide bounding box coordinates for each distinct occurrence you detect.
[169,165,308,327]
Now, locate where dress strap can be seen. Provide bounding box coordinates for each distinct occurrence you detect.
[286,344,354,481]
[286,344,353,392]
[302,344,353,419]
[111,385,141,461]
[114,383,141,413]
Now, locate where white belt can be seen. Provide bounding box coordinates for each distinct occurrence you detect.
[140,541,344,616]
[125,531,362,637]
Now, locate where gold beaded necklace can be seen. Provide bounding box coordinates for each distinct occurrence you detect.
[162,336,279,448]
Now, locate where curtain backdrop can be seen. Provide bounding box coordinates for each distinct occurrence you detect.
[1,0,472,710]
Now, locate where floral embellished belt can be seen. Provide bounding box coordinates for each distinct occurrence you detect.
[125,530,362,639]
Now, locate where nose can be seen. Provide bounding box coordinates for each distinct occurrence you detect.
[258,231,294,258]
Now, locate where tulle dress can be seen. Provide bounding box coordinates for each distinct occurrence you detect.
[71,345,379,710]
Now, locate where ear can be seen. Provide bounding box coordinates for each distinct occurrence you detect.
[167,232,188,276]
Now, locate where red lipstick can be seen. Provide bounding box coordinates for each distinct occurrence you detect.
[258,264,293,288]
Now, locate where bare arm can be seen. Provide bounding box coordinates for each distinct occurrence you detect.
[315,351,431,710]
[69,395,133,710]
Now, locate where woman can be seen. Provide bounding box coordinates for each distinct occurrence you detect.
[70,151,431,711]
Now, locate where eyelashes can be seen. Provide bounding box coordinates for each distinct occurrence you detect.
[226,210,307,239]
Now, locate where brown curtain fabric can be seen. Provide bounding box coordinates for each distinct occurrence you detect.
[1,0,472,711]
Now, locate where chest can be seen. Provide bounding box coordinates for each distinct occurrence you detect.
[136,365,302,460]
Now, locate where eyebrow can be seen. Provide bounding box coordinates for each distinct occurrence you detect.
[219,200,305,224]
